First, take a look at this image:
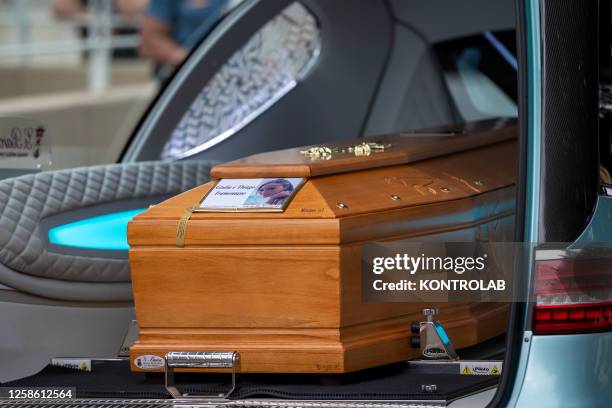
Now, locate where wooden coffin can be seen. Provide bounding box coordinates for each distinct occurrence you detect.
[128,118,517,374]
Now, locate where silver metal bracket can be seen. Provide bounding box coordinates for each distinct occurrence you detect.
[419,308,458,360]
[118,320,139,357]
[165,351,240,400]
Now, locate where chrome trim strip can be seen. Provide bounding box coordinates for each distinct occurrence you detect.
[0,399,446,407]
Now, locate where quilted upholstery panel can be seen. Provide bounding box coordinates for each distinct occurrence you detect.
[0,161,211,282]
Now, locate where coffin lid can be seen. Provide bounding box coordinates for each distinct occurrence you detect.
[128,118,517,247]
[211,118,516,179]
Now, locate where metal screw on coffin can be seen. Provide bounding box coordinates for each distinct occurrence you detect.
[422,308,438,322]
[440,187,452,193]
[390,194,401,201]
[336,202,349,209]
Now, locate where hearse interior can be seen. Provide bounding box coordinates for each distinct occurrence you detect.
[0,0,519,404]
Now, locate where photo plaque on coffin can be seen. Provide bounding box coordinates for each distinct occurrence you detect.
[128,118,517,374]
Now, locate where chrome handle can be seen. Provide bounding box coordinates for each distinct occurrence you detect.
[165,351,240,400]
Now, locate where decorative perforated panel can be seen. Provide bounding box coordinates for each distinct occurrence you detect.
[161,2,320,160]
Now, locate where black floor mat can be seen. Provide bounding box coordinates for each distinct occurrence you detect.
[2,360,498,401]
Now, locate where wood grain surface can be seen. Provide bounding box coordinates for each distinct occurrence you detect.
[130,303,508,373]
[211,118,516,179]
[128,140,516,246]
[129,119,517,373]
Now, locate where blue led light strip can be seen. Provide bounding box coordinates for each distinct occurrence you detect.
[48,208,146,251]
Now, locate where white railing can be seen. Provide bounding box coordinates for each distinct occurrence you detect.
[0,0,142,94]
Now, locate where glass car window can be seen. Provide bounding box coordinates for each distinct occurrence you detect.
[161,2,321,160]
[0,1,157,177]
[435,30,518,122]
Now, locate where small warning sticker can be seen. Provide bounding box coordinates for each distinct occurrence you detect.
[460,361,503,376]
[50,358,92,372]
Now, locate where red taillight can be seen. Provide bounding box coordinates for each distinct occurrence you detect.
[533,302,612,334]
[533,256,612,335]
